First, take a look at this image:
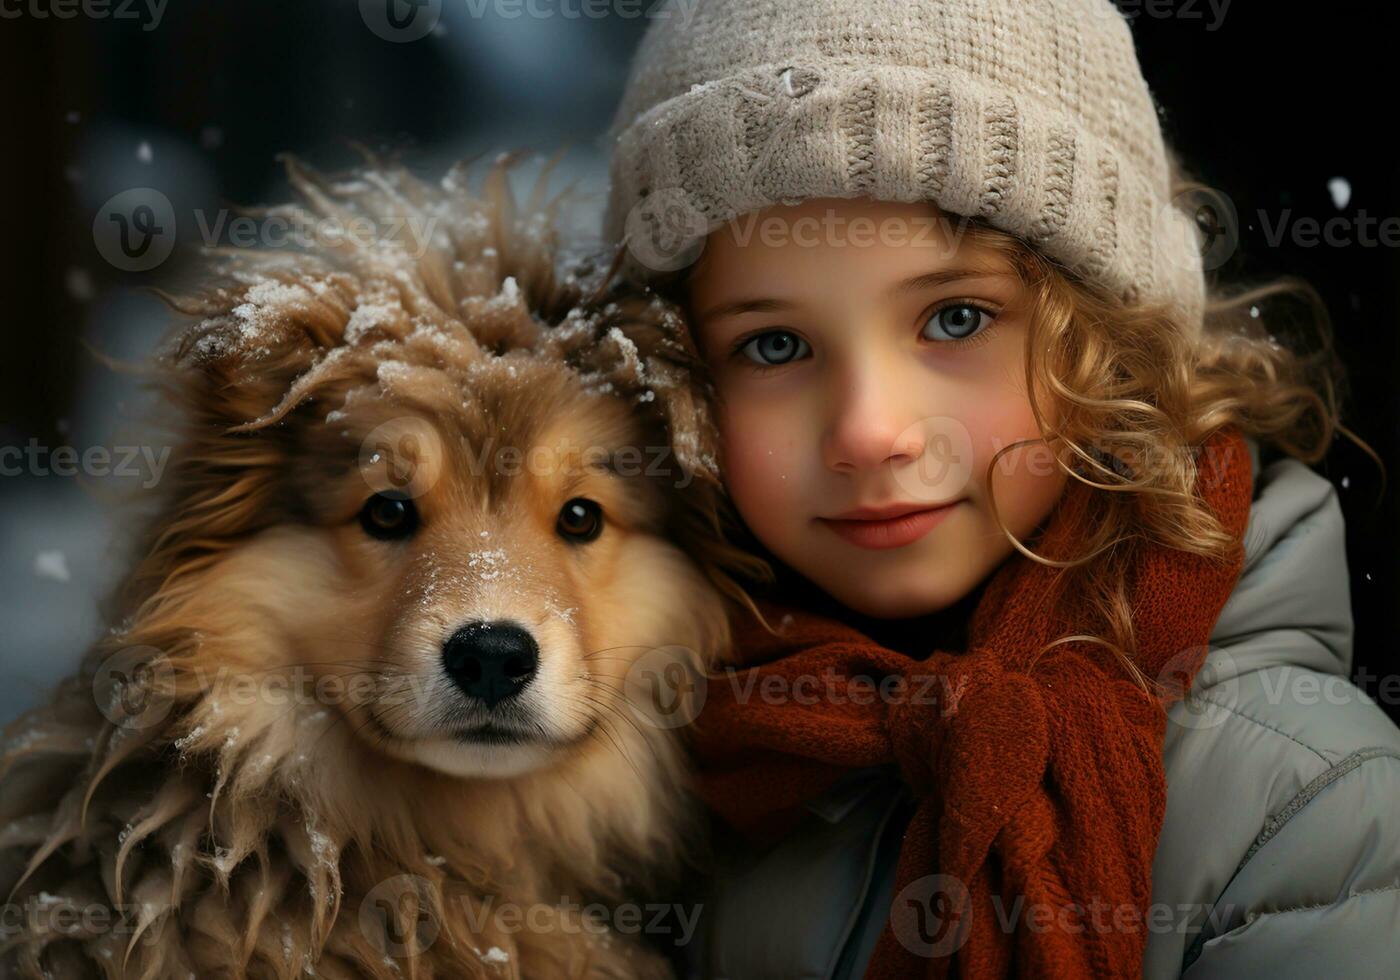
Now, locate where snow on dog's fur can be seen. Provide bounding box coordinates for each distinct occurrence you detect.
[0,152,765,979]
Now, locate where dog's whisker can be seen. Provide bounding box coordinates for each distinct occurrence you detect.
[580,644,653,662]
[574,691,660,779]
[578,678,684,760]
[218,660,407,678]
[305,704,384,756]
[577,705,649,783]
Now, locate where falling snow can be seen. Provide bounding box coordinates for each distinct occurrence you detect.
[1327,177,1352,210]
[65,267,95,302]
[34,550,70,583]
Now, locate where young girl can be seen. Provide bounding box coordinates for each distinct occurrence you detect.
[600,0,1400,977]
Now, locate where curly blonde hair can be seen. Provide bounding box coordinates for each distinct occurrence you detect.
[627,170,1384,695]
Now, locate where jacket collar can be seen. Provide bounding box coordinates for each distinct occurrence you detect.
[1206,436,1353,680]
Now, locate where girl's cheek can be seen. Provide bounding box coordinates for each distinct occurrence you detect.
[964,383,1065,531]
[715,396,804,529]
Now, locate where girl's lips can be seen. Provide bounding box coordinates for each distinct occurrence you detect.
[816,502,962,550]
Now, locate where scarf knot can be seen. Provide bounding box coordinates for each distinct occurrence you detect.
[891,653,1052,833]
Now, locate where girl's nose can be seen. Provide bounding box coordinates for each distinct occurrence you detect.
[820,369,925,473]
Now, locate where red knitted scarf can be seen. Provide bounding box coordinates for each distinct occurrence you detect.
[688,426,1253,978]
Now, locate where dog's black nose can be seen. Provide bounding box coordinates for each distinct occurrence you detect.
[441,621,539,707]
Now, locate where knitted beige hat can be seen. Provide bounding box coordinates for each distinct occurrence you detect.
[601,0,1207,337]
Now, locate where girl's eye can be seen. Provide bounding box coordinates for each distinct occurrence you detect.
[737,330,810,366]
[557,497,604,543]
[920,302,996,343]
[359,493,418,540]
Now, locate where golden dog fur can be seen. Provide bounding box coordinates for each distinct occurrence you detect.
[0,153,762,978]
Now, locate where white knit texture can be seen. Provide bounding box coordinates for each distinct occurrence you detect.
[602,0,1206,337]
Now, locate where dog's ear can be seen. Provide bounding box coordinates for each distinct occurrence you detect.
[541,285,724,488]
[155,269,368,430]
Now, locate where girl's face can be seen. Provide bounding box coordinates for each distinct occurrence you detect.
[686,197,1068,618]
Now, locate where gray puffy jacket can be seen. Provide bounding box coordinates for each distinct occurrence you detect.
[687,438,1400,978]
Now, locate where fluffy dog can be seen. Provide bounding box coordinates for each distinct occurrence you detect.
[0,153,761,978]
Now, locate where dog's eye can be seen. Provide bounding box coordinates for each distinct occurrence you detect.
[556,497,603,543]
[359,493,418,540]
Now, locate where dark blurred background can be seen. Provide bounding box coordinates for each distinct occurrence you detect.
[0,1,1396,724]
